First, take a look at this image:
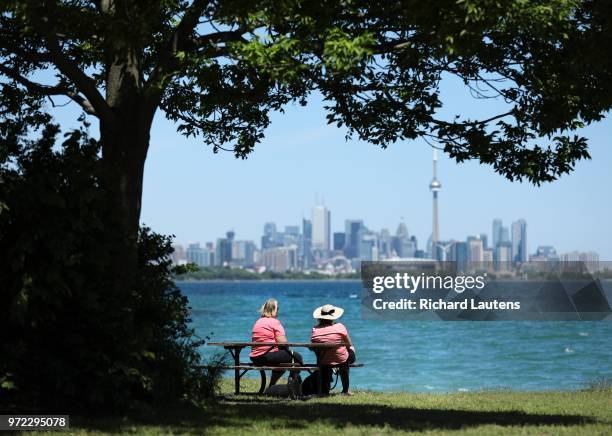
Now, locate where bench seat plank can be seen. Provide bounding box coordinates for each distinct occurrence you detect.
[220,363,364,370]
[208,341,342,349]
[221,365,320,371]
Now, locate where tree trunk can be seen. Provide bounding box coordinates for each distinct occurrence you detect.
[99,106,152,281]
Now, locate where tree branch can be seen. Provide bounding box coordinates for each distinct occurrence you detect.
[26,1,114,122]
[0,63,98,116]
[143,0,210,122]
[431,110,515,127]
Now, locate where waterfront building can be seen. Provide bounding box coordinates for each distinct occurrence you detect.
[171,244,186,265]
[262,245,298,272]
[495,241,513,272]
[186,243,214,267]
[231,240,257,267]
[560,251,600,273]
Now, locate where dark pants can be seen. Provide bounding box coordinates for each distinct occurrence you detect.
[321,349,355,394]
[251,349,303,366]
[251,349,304,386]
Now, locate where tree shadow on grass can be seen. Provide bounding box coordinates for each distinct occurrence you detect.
[72,400,597,433]
[206,402,595,432]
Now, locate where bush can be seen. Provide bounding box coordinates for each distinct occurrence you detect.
[0,124,211,412]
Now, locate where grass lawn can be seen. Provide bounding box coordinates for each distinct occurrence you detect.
[32,379,612,435]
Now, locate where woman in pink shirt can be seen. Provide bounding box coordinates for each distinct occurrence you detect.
[250,298,303,388]
[311,303,356,395]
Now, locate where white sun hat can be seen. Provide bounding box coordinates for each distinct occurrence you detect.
[313,304,344,320]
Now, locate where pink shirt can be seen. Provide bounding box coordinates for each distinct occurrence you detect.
[311,322,349,365]
[250,317,286,357]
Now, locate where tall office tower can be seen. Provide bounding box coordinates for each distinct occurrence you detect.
[359,232,376,261]
[492,219,503,248]
[344,219,364,259]
[379,228,391,258]
[261,222,278,250]
[479,233,488,250]
[216,231,234,266]
[511,219,528,262]
[301,218,313,268]
[312,204,331,252]
[449,241,469,273]
[333,232,346,252]
[430,150,442,257]
[396,220,409,239]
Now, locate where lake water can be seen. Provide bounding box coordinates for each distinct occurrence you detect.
[179,280,612,392]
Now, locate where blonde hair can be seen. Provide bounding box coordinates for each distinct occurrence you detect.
[259,298,278,318]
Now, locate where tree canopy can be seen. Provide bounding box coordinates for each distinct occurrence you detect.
[2,0,612,411]
[2,0,611,185]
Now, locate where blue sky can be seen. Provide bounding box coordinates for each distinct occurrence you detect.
[50,75,612,259]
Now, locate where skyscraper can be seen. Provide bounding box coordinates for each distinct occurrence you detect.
[467,236,484,262]
[479,233,488,250]
[301,218,312,268]
[449,241,468,273]
[344,219,364,259]
[216,231,234,266]
[378,228,392,259]
[492,219,502,248]
[333,232,346,252]
[396,220,408,239]
[311,204,331,252]
[261,222,278,250]
[511,219,528,262]
[430,149,441,257]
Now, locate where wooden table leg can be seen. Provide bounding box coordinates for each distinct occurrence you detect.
[227,347,242,394]
[315,349,322,395]
[258,370,267,394]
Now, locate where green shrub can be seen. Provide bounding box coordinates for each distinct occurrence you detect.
[0,124,210,412]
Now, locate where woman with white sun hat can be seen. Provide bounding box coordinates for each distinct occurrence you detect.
[310,303,356,395]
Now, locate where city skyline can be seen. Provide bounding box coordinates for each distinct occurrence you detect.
[172,144,599,272]
[165,146,604,260]
[174,211,597,267]
[169,201,602,259]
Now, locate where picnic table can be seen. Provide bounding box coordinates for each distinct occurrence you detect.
[208,341,363,394]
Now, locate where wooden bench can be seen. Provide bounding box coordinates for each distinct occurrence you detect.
[208,341,363,394]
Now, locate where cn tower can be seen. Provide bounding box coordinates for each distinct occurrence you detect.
[430,149,441,257]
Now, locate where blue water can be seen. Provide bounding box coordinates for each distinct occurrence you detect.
[180,280,612,392]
